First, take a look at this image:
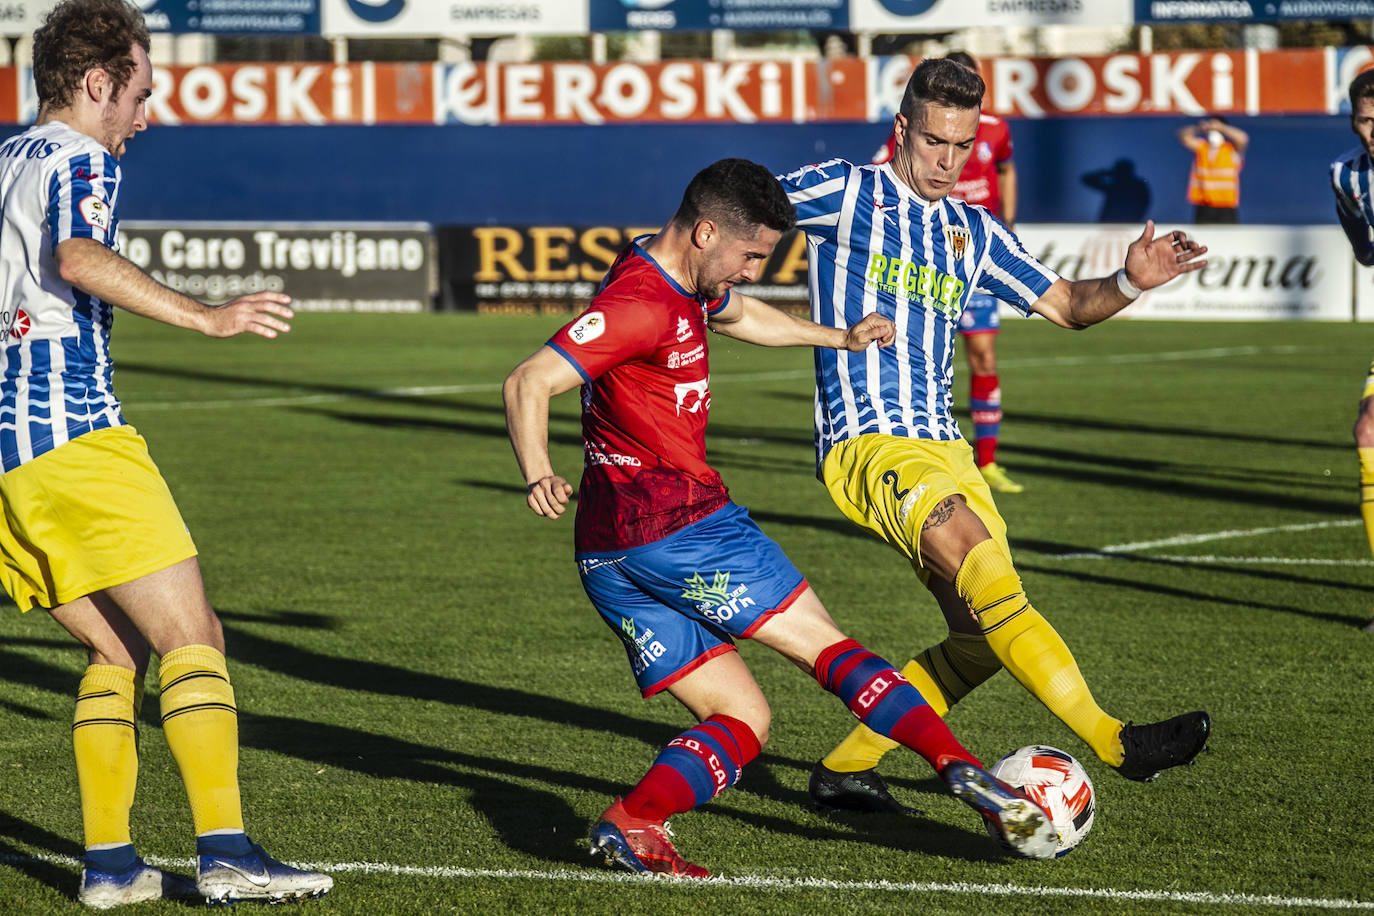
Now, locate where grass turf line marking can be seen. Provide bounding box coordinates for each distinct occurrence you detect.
[5,853,1370,910]
[1051,519,1362,559]
[130,345,1313,412]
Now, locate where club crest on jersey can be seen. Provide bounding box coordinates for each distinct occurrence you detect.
[943,225,971,260]
[79,195,110,231]
[568,310,605,345]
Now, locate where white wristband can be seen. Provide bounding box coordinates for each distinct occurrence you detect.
[1115,268,1143,301]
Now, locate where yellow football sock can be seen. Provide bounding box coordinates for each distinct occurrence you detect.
[158,645,244,835]
[1359,448,1374,557]
[819,632,1003,772]
[73,665,140,848]
[955,539,1125,766]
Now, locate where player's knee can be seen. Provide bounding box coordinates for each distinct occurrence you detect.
[1355,405,1374,447]
[734,704,771,748]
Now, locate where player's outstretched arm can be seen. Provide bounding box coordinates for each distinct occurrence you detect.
[1031,221,1207,330]
[503,346,579,518]
[56,238,292,338]
[709,292,894,351]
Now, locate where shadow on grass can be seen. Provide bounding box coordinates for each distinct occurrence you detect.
[239,711,1005,866]
[1016,556,1362,629]
[0,811,82,903]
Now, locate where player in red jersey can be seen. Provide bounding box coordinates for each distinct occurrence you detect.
[504,159,1060,877]
[872,51,1023,493]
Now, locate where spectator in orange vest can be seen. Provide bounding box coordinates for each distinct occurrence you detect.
[1178,117,1248,224]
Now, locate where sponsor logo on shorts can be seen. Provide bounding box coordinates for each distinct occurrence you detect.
[897,483,928,525]
[682,570,756,625]
[568,311,605,345]
[621,620,667,676]
[577,555,626,576]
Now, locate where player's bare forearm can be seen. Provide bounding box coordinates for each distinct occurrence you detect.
[1033,221,1207,329]
[709,293,894,351]
[709,293,842,348]
[502,348,578,518]
[56,238,293,338]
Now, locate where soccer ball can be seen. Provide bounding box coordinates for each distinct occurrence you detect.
[987,745,1095,857]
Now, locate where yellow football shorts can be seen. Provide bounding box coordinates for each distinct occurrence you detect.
[0,425,197,611]
[821,433,1011,576]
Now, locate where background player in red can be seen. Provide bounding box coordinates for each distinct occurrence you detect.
[873,51,1023,493]
[504,158,1060,876]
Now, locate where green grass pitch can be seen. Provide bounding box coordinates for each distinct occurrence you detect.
[0,313,1369,914]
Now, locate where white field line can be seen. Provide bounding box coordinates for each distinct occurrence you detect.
[1050,519,1363,560]
[5,853,1370,910]
[130,345,1309,412]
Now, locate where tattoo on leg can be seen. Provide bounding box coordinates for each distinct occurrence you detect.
[922,496,958,531]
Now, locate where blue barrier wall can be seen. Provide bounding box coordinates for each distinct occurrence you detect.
[9,114,1349,227]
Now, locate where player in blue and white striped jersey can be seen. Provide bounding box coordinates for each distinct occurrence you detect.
[781,58,1214,813]
[1332,67,1374,632]
[1,1,329,907]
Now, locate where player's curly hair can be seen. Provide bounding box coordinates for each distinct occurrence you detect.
[672,158,796,238]
[900,57,984,121]
[33,0,150,110]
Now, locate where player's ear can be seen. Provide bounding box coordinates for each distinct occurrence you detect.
[691,219,717,250]
[83,67,112,105]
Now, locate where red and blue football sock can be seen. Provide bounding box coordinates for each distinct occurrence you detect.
[813,638,979,771]
[970,372,1002,468]
[620,715,761,822]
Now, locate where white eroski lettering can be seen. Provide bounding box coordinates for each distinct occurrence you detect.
[1150,53,1203,115]
[278,66,325,124]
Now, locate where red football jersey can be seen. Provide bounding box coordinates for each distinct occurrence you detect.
[548,240,731,553]
[870,112,1013,219]
[951,113,1013,218]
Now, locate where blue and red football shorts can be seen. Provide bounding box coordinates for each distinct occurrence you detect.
[576,502,807,697]
[958,292,1001,336]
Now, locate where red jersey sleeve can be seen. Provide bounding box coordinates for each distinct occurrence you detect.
[548,295,662,383]
[992,118,1013,165]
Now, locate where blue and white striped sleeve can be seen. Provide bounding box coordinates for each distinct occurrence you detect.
[46,148,121,253]
[972,214,1059,315]
[776,158,852,241]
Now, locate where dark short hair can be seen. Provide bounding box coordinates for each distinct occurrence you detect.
[900,57,985,122]
[1352,69,1374,110]
[671,158,796,237]
[944,50,978,72]
[33,0,150,110]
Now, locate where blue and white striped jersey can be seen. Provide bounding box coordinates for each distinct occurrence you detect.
[0,121,124,472]
[777,159,1058,465]
[1331,144,1374,262]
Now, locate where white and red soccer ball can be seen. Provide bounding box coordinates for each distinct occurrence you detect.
[988,745,1095,857]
